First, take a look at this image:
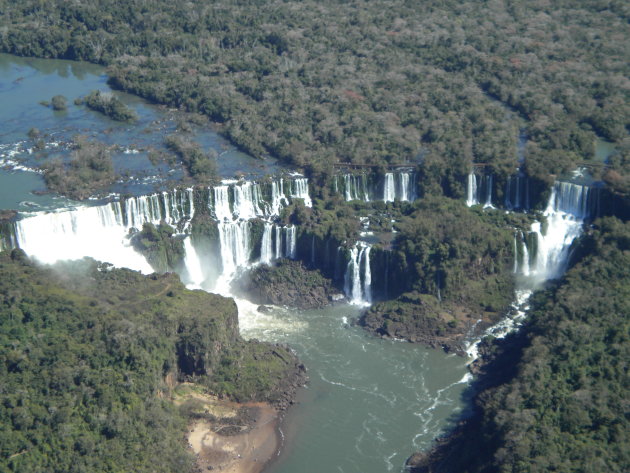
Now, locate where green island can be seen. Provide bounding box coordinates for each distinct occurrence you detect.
[0,1,629,472]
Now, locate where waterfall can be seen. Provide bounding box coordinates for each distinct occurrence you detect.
[339,172,415,202]
[513,182,592,282]
[527,182,591,282]
[520,233,530,276]
[213,185,232,221]
[124,194,160,229]
[183,237,205,288]
[553,181,592,220]
[466,173,478,207]
[217,221,250,282]
[271,179,289,216]
[344,243,372,305]
[13,176,313,310]
[505,174,529,211]
[343,174,370,201]
[396,172,416,202]
[383,173,395,202]
[363,246,372,304]
[291,178,312,207]
[469,180,594,360]
[233,181,263,219]
[512,233,518,274]
[286,225,297,259]
[120,188,194,230]
[483,175,494,209]
[260,223,273,265]
[15,203,153,273]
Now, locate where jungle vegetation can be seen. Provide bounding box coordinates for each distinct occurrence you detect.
[408,217,630,473]
[0,250,302,472]
[0,0,628,191]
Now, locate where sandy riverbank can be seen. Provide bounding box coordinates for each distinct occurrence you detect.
[175,384,281,473]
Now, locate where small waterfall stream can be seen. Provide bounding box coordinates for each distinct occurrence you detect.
[344,243,372,306]
[466,173,478,207]
[339,171,417,202]
[383,173,396,202]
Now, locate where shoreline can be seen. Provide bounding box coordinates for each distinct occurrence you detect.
[187,400,282,473]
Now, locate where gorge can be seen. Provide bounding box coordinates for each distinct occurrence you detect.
[0,1,628,468]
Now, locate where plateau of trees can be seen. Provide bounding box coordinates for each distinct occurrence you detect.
[0,0,627,190]
[0,250,301,472]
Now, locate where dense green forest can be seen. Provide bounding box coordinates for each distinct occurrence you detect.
[408,217,630,472]
[1,0,628,190]
[0,251,303,472]
[358,197,524,351]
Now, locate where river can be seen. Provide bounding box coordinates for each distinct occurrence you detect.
[239,304,470,473]
[0,54,472,473]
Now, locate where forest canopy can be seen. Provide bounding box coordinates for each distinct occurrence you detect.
[1,0,628,186]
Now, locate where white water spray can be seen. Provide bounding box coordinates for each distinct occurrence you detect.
[344,243,372,306]
[466,173,478,207]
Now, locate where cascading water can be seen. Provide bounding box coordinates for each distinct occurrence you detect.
[215,220,250,290]
[343,174,370,202]
[466,173,478,207]
[468,180,595,358]
[291,178,312,207]
[526,182,590,282]
[505,174,529,211]
[15,203,153,272]
[383,173,396,203]
[286,225,297,259]
[340,172,416,203]
[213,185,232,221]
[519,233,530,276]
[483,174,494,209]
[183,237,205,288]
[275,224,283,260]
[122,188,194,230]
[344,243,372,305]
[14,177,312,294]
[14,188,195,271]
[271,179,289,216]
[233,181,264,219]
[260,223,274,265]
[397,172,414,201]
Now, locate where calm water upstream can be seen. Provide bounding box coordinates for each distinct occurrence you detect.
[0,54,472,472]
[0,53,281,206]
